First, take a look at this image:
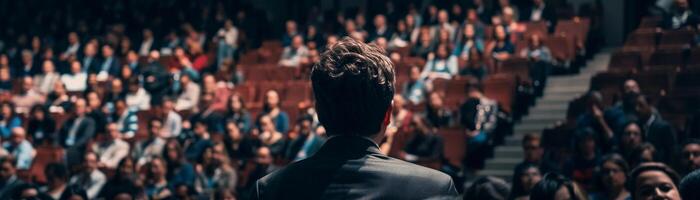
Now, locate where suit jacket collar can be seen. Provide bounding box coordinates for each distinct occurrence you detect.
[313,135,383,159]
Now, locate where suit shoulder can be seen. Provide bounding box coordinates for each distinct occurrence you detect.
[378,156,453,183]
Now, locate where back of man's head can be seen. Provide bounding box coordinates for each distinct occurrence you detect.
[312,37,395,137]
[681,169,700,200]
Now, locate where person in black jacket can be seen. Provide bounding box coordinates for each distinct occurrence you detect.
[519,0,557,33]
[636,95,677,165]
[254,38,457,199]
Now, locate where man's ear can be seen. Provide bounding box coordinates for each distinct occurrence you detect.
[383,104,393,127]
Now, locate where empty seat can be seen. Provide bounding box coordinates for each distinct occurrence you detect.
[646,48,685,71]
[483,74,517,113]
[624,30,658,49]
[632,71,673,99]
[436,128,467,168]
[658,29,694,49]
[608,51,642,72]
[29,146,65,184]
[498,57,530,82]
[686,47,700,69]
[638,16,662,28]
[544,35,576,63]
[284,81,312,103]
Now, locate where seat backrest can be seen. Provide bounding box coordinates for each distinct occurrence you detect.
[483,74,517,113]
[609,51,642,73]
[647,48,685,71]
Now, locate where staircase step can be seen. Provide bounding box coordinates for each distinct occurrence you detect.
[493,146,522,158]
[484,158,522,169]
[477,169,513,180]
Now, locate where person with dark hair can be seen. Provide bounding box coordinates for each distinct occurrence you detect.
[95,44,120,79]
[402,65,428,104]
[618,122,643,162]
[134,118,167,167]
[125,77,151,111]
[576,92,615,152]
[513,133,559,177]
[0,157,24,199]
[461,84,498,170]
[421,43,458,81]
[635,95,677,164]
[144,157,172,199]
[563,128,601,191]
[464,176,511,200]
[225,94,253,134]
[487,25,514,63]
[161,98,183,138]
[678,139,700,176]
[223,120,256,162]
[627,162,681,200]
[174,72,200,112]
[194,143,238,198]
[256,90,290,134]
[509,163,543,200]
[680,169,700,200]
[69,152,107,199]
[184,120,214,162]
[112,99,138,139]
[40,163,70,200]
[0,101,22,138]
[97,158,140,200]
[162,138,196,187]
[590,154,630,200]
[630,143,658,168]
[60,185,89,200]
[426,92,454,128]
[11,183,41,200]
[254,38,457,199]
[519,0,557,32]
[530,173,582,200]
[662,0,700,29]
[285,115,326,161]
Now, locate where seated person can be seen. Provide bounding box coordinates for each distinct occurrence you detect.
[425,92,453,128]
[662,0,700,29]
[401,66,427,105]
[3,128,35,170]
[61,60,88,92]
[12,77,46,114]
[133,118,167,168]
[68,152,107,199]
[91,123,130,169]
[174,73,200,111]
[486,25,514,62]
[278,35,309,68]
[421,44,458,81]
[453,23,485,60]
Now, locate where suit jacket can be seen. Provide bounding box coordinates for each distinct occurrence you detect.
[254,135,458,199]
[642,116,677,164]
[59,116,97,148]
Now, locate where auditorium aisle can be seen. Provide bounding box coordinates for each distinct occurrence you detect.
[476,49,613,181]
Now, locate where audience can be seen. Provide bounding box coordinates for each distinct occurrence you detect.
[0,1,695,199]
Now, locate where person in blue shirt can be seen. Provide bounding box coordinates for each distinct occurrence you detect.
[0,102,22,139]
[487,25,515,62]
[401,65,428,105]
[257,90,290,134]
[453,23,485,59]
[421,44,458,81]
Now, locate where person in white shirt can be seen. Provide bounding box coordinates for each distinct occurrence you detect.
[217,19,239,67]
[278,35,309,68]
[92,123,130,169]
[61,60,88,92]
[60,32,80,61]
[125,78,151,111]
[33,60,61,95]
[175,73,200,111]
[133,119,167,168]
[2,128,35,170]
[139,29,156,56]
[69,152,106,199]
[161,98,182,138]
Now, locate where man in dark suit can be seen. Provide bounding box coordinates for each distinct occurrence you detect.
[92,45,120,77]
[0,157,25,199]
[254,37,458,199]
[80,43,101,74]
[59,98,97,167]
[636,95,677,165]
